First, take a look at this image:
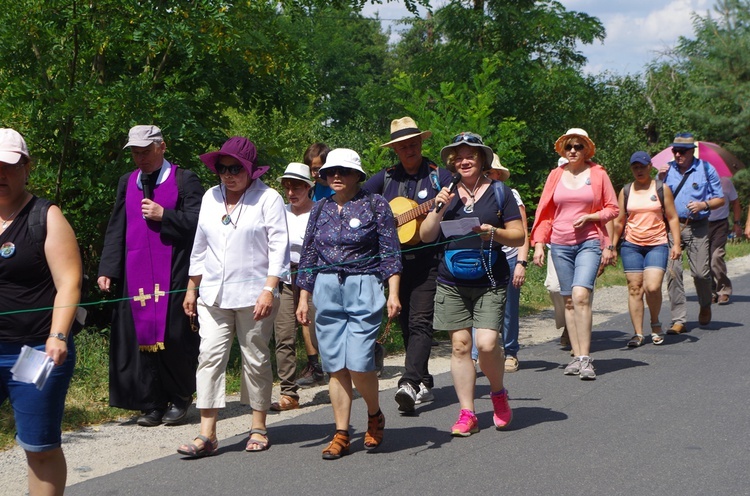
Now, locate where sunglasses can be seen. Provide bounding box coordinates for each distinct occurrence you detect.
[451,132,484,145]
[215,164,244,175]
[564,143,585,152]
[672,148,691,155]
[322,166,355,177]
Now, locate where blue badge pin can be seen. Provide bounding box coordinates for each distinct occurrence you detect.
[0,242,15,258]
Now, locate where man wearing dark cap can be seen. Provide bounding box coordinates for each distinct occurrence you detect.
[98,125,205,426]
[364,117,453,413]
[657,132,724,333]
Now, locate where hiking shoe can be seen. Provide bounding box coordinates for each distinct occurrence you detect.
[504,355,519,372]
[579,357,596,380]
[667,323,687,335]
[395,383,417,413]
[415,383,434,405]
[490,388,512,429]
[451,409,479,437]
[699,306,712,326]
[564,357,581,375]
[296,362,325,388]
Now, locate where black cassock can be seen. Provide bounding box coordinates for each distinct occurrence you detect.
[98,166,204,411]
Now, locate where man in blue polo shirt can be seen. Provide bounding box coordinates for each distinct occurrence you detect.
[658,133,724,334]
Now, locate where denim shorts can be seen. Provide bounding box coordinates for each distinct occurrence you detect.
[312,273,385,373]
[433,282,506,332]
[0,338,76,452]
[620,241,669,273]
[550,239,602,296]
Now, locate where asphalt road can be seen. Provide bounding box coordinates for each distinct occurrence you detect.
[68,273,750,496]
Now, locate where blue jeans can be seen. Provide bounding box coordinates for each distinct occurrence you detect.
[0,338,76,452]
[471,255,520,359]
[620,241,668,272]
[550,240,602,296]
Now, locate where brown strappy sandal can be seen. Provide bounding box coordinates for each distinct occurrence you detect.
[364,410,385,450]
[322,430,350,460]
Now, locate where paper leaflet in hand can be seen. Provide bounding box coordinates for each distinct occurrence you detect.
[10,345,55,391]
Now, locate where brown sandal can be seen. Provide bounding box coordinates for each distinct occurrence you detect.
[177,435,218,458]
[322,431,350,460]
[364,411,385,450]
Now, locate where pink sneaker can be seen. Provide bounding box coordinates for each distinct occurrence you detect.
[491,388,512,429]
[451,409,479,437]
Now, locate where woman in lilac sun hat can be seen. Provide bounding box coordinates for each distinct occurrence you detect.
[178,136,290,458]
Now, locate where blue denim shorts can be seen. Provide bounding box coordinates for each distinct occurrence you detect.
[312,273,385,373]
[0,339,76,452]
[620,241,669,273]
[550,240,602,296]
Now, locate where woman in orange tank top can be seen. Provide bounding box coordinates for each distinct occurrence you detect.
[613,151,682,347]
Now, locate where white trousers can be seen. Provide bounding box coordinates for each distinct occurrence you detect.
[195,299,278,411]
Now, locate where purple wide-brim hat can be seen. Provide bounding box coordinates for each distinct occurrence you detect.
[199,136,269,180]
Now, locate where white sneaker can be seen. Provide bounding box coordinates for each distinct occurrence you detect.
[415,383,434,405]
[395,383,417,412]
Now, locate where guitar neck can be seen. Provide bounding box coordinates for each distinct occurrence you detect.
[396,198,436,226]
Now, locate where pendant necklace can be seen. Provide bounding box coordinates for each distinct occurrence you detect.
[1,201,22,231]
[220,185,248,229]
[461,176,482,214]
[1,208,19,230]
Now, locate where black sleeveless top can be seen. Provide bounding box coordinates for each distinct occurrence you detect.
[0,197,56,343]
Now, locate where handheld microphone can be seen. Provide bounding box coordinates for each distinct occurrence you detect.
[141,172,152,200]
[435,174,462,213]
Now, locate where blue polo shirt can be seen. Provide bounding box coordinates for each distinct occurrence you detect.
[663,158,723,220]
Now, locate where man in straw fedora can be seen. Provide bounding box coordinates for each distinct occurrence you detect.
[657,132,724,334]
[364,117,453,413]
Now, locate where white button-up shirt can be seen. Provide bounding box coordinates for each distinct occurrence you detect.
[190,179,290,309]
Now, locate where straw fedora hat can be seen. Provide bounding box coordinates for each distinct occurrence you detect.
[380,117,432,148]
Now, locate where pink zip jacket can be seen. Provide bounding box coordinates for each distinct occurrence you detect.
[530,162,619,248]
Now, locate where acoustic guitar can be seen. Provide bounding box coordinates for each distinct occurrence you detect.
[389,197,436,245]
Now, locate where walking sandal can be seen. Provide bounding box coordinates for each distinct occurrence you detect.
[322,430,350,460]
[364,410,385,450]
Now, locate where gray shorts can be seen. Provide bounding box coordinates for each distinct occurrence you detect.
[433,282,506,331]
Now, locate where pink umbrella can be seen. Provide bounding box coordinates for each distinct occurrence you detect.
[650,141,745,177]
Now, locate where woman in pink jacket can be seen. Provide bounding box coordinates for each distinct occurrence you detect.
[530,129,618,380]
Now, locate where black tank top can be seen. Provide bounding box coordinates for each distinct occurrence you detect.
[0,197,56,343]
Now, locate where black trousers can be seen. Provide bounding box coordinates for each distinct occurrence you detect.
[398,253,439,390]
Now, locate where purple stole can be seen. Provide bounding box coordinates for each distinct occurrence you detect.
[125,166,178,351]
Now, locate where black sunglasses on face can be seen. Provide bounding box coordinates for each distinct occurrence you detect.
[322,166,354,178]
[564,143,585,152]
[216,164,244,175]
[672,148,691,155]
[451,132,484,145]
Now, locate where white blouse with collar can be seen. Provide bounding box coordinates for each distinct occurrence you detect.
[189,179,290,309]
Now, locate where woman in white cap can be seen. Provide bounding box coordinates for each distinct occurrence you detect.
[420,132,524,437]
[178,136,290,457]
[0,128,82,494]
[270,163,316,412]
[296,148,402,459]
[530,128,619,380]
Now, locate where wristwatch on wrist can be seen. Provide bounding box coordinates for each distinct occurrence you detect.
[262,285,280,298]
[49,333,67,342]
[517,260,528,268]
[606,245,615,251]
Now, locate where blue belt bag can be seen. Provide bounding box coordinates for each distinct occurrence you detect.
[444,249,498,280]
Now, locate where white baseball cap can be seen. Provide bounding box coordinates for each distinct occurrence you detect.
[0,128,30,164]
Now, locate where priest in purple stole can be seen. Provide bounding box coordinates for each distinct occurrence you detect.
[98,125,204,427]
